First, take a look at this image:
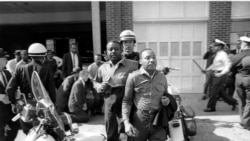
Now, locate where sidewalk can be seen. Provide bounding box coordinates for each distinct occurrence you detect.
[15,93,250,141]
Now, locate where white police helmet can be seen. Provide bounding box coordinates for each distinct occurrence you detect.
[28,43,47,57]
[119,30,136,42]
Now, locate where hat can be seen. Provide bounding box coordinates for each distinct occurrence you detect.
[14,50,21,55]
[240,36,250,42]
[242,56,250,70]
[215,39,226,45]
[0,48,6,58]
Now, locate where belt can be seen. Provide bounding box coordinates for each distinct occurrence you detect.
[138,109,158,114]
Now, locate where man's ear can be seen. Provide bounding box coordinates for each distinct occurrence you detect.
[139,59,142,65]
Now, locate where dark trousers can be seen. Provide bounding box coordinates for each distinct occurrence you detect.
[104,94,123,141]
[204,70,213,96]
[207,74,237,110]
[128,109,167,141]
[70,111,89,123]
[236,85,250,129]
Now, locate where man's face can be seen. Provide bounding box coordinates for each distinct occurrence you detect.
[15,54,21,61]
[106,42,122,63]
[94,55,102,64]
[140,50,157,71]
[70,45,78,54]
[122,40,135,55]
[47,52,54,59]
[21,51,28,60]
[212,45,221,53]
[80,68,89,81]
[241,41,248,50]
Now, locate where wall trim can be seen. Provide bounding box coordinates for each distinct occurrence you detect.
[133,18,209,23]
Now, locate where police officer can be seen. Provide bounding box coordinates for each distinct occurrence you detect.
[204,39,237,112]
[235,56,250,130]
[6,43,56,134]
[120,30,139,61]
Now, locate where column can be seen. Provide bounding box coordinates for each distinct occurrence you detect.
[91,1,101,55]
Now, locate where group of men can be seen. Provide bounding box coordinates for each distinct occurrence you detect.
[0,29,178,141]
[202,36,250,130]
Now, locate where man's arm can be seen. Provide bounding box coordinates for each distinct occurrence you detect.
[6,68,19,104]
[122,73,134,122]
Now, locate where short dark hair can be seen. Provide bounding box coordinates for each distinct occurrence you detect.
[106,40,121,48]
[139,48,154,59]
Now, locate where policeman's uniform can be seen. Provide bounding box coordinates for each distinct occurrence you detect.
[6,59,56,134]
[235,56,250,130]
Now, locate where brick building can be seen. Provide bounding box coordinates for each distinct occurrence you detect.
[0,1,249,93]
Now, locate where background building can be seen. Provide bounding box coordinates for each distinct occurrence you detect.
[0,1,249,93]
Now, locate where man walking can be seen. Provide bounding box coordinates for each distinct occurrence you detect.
[122,48,172,141]
[204,39,237,112]
[94,40,138,141]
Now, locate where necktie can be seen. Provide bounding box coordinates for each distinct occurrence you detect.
[0,71,7,87]
[72,54,75,68]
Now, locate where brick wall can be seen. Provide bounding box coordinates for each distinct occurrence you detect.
[106,1,133,41]
[208,1,231,46]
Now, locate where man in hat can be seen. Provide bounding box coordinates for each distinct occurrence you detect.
[231,36,250,76]
[6,43,56,135]
[0,48,19,141]
[6,50,21,75]
[204,39,237,112]
[235,56,250,130]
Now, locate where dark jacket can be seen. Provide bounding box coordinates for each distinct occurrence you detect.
[152,93,178,128]
[62,53,82,78]
[6,61,56,104]
[0,70,13,120]
[231,49,250,76]
[56,74,78,113]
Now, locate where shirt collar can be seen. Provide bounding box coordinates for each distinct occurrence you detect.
[139,67,157,78]
[108,58,126,67]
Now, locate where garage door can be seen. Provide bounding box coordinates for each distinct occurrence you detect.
[134,22,207,93]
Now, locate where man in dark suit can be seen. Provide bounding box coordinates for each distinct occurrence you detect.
[62,43,82,78]
[0,48,19,141]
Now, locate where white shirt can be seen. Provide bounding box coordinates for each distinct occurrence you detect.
[6,58,18,74]
[207,50,231,75]
[70,52,79,71]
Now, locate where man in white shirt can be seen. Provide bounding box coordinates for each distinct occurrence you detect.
[6,50,21,75]
[204,39,237,112]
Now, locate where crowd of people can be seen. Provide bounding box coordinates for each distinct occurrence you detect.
[202,36,250,131]
[0,29,250,141]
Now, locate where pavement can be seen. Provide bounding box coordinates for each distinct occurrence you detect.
[15,93,250,141]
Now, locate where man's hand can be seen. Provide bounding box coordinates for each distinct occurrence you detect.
[161,96,170,106]
[124,120,138,137]
[96,82,110,93]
